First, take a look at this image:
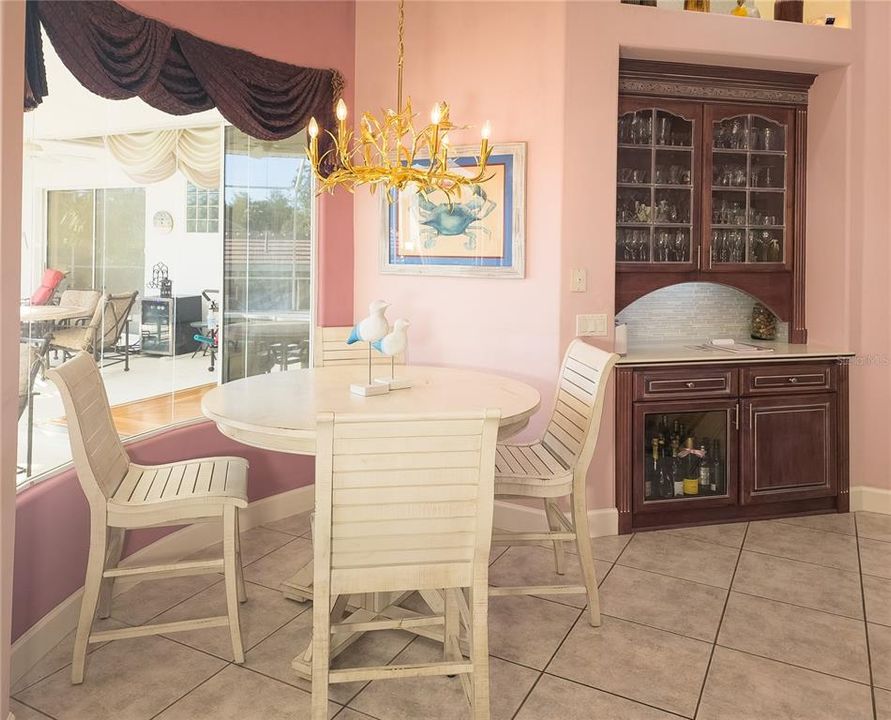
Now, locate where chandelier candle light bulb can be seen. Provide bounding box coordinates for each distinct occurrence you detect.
[304,0,493,200]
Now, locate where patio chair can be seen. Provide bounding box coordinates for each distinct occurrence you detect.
[22,268,65,306]
[47,353,249,683]
[50,292,138,371]
[489,339,618,627]
[57,289,102,321]
[18,336,52,476]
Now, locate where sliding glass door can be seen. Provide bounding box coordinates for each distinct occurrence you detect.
[222,127,313,382]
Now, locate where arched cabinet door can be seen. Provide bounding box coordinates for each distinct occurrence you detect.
[616,97,701,273]
[703,104,795,273]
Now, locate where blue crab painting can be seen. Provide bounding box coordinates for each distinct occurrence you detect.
[415,184,498,251]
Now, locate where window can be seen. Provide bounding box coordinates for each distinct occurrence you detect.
[185,182,220,233]
[222,127,313,382]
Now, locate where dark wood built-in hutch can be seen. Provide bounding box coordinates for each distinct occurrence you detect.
[614,61,850,533]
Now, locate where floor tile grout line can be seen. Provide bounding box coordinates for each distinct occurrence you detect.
[854,513,879,720]
[614,560,732,591]
[9,696,62,720]
[713,643,874,688]
[728,587,865,623]
[538,670,693,720]
[147,661,231,720]
[740,545,859,574]
[692,520,748,719]
[770,517,857,537]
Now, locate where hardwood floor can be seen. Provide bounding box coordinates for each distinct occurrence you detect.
[108,384,215,437]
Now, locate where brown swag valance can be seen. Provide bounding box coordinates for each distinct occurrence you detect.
[24,0,342,154]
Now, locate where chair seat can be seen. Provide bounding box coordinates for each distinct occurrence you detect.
[494,442,572,498]
[51,326,90,352]
[108,456,248,526]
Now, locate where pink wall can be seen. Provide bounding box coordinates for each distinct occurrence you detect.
[352,1,890,508]
[121,0,357,326]
[12,421,312,642]
[1,2,25,714]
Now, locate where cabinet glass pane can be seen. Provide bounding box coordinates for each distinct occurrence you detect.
[642,410,729,503]
[617,108,694,266]
[710,113,787,266]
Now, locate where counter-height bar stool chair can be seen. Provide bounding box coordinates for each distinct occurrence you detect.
[48,353,250,684]
[311,409,501,720]
[490,339,618,626]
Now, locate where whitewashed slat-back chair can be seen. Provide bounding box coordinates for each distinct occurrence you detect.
[313,326,406,366]
[47,352,250,684]
[311,409,501,720]
[490,339,618,626]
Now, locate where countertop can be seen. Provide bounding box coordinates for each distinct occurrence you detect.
[616,341,854,366]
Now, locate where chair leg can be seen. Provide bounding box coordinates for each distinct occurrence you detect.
[234,510,247,603]
[72,521,107,684]
[311,578,331,720]
[571,489,601,627]
[223,506,245,663]
[543,499,566,575]
[98,527,125,619]
[469,585,491,720]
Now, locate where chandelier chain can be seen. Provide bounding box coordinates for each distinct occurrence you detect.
[396,0,405,111]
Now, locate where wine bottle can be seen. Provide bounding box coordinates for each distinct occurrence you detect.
[682,436,700,496]
[671,439,684,497]
[646,438,658,498]
[711,438,723,494]
[698,442,710,493]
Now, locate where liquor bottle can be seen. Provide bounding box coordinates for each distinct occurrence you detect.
[698,442,711,493]
[682,437,700,496]
[711,438,723,494]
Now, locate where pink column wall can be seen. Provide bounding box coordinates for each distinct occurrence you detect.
[1,2,26,714]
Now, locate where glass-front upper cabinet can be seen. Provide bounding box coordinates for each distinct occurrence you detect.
[703,104,794,272]
[616,98,701,272]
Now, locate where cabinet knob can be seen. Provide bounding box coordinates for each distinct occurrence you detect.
[686,381,695,388]
[788,377,798,383]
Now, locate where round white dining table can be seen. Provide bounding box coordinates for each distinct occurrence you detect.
[201,364,542,455]
[201,364,541,680]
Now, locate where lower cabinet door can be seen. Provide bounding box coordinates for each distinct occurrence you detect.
[740,393,837,504]
[632,399,739,515]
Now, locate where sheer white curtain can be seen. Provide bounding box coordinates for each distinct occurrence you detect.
[104,126,220,189]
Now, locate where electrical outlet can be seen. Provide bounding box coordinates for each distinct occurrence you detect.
[570,267,587,293]
[576,313,608,337]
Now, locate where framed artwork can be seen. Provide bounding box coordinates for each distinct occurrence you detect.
[380,142,526,278]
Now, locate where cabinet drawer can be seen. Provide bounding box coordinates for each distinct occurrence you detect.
[633,367,738,401]
[742,363,836,396]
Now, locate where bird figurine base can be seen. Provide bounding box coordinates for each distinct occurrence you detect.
[374,377,413,391]
[350,382,390,397]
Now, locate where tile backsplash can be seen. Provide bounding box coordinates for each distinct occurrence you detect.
[616,282,788,346]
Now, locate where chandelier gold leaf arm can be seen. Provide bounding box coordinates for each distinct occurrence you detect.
[306,0,492,200]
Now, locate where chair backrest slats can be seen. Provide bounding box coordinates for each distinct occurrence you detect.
[314,410,500,597]
[314,326,406,367]
[542,340,618,475]
[59,289,101,314]
[47,353,130,506]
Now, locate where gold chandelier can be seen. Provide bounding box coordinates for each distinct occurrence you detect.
[306,0,492,200]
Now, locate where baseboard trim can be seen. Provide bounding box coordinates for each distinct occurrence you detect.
[850,486,891,514]
[494,500,618,538]
[10,485,314,687]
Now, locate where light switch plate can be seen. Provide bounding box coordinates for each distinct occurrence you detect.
[576,313,608,337]
[570,267,587,293]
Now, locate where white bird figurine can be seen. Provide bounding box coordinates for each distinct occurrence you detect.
[346,300,390,344]
[372,318,409,356]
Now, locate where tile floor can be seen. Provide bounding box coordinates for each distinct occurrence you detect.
[11,511,891,720]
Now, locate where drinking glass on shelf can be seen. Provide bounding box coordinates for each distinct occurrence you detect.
[732,166,747,187]
[657,117,671,146]
[655,166,667,184]
[673,231,687,261]
[729,118,746,149]
[763,127,774,151]
[619,167,633,183]
[656,230,670,261]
